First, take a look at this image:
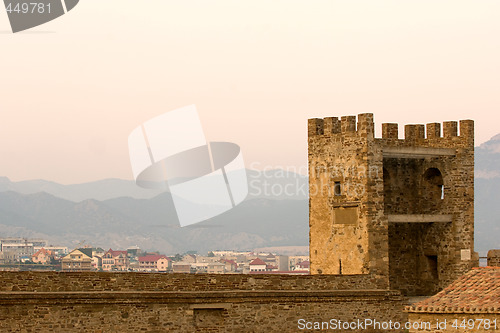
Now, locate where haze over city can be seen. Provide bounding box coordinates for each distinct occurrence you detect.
[1,0,500,184]
[0,2,499,331]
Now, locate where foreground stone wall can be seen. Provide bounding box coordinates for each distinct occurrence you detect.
[0,271,386,292]
[0,272,406,333]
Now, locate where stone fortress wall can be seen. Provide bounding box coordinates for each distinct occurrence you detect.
[0,272,405,332]
[0,113,486,332]
[308,114,478,296]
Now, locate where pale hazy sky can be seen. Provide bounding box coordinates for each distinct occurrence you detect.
[1,1,499,184]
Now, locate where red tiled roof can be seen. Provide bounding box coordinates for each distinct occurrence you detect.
[32,248,53,257]
[220,259,237,265]
[249,258,266,266]
[139,255,169,262]
[298,260,310,268]
[105,249,127,257]
[406,267,500,314]
[249,271,309,275]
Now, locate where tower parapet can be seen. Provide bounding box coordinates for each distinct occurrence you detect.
[382,123,398,139]
[309,114,473,147]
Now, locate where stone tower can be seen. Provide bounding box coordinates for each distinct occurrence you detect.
[308,113,478,296]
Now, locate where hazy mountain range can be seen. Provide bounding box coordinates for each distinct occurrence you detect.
[0,134,499,255]
[473,133,500,255]
[0,170,308,254]
[0,169,308,202]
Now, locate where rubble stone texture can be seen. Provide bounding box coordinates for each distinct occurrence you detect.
[0,112,484,331]
[487,250,500,267]
[0,272,406,332]
[308,113,478,296]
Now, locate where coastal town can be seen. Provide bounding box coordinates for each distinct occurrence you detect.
[0,237,310,274]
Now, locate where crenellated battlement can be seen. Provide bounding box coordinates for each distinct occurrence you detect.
[309,113,375,138]
[308,113,474,147]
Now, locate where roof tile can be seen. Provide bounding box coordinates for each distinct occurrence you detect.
[406,267,500,314]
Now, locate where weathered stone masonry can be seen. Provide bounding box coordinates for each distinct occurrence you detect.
[0,272,406,332]
[1,112,481,331]
[309,114,478,296]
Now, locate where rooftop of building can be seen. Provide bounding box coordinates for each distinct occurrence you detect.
[249,258,266,266]
[406,267,500,314]
[297,260,310,268]
[32,248,53,257]
[138,255,169,262]
[105,249,127,257]
[220,259,237,265]
[249,271,309,275]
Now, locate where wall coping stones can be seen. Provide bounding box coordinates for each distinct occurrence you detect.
[0,289,403,305]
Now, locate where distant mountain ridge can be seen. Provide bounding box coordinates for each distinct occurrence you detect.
[474,134,500,254]
[0,134,499,254]
[0,169,308,202]
[476,133,500,179]
[0,190,308,254]
[0,177,165,202]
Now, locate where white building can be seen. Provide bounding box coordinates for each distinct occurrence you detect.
[249,258,266,272]
[0,238,48,261]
